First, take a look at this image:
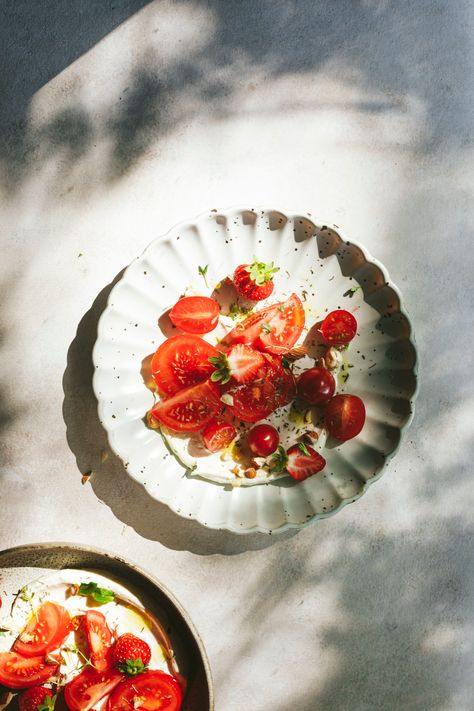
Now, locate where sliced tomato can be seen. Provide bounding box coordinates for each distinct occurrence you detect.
[13,602,71,658]
[320,309,357,345]
[202,420,237,452]
[227,356,295,422]
[64,667,124,711]
[108,670,182,711]
[325,394,366,441]
[84,611,113,673]
[221,303,282,348]
[169,296,220,334]
[254,293,305,354]
[0,652,58,689]
[151,380,222,432]
[151,335,219,396]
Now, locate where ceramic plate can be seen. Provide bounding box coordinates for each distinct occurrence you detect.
[0,543,213,711]
[93,207,418,534]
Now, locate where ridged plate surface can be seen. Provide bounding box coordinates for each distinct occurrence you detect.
[93,208,418,534]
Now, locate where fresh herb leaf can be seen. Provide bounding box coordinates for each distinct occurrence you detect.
[119,658,148,677]
[37,695,56,711]
[19,586,34,603]
[278,304,285,312]
[198,265,209,288]
[343,285,361,298]
[78,582,115,605]
[261,323,273,334]
[281,357,290,369]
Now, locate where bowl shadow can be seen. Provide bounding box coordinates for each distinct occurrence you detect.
[62,270,297,554]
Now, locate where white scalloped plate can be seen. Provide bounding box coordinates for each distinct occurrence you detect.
[93,208,418,534]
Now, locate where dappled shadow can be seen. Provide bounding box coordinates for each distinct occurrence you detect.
[62,270,296,554]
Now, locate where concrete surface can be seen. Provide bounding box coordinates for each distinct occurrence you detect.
[1,1,473,709]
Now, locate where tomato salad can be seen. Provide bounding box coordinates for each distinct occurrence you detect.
[146,258,366,485]
[0,571,184,711]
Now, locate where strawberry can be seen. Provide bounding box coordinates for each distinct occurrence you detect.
[209,345,265,384]
[113,634,151,676]
[18,687,54,711]
[271,443,326,481]
[233,259,279,301]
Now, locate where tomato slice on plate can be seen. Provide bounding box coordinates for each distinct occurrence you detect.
[84,610,113,672]
[108,670,182,711]
[325,394,366,441]
[227,356,295,422]
[151,380,222,432]
[169,296,220,334]
[221,294,305,354]
[320,309,357,345]
[13,602,71,658]
[0,652,58,689]
[151,335,218,396]
[202,420,237,452]
[64,667,124,711]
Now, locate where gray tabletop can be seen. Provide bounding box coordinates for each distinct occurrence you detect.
[1,2,473,710]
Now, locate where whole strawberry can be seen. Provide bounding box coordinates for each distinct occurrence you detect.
[233,259,279,301]
[113,633,151,676]
[19,687,55,711]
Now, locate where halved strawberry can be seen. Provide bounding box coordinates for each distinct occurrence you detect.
[209,345,265,385]
[271,443,326,481]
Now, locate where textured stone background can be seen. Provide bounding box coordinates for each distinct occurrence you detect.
[1,2,473,709]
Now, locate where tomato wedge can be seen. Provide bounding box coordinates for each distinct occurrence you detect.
[202,420,236,452]
[325,394,366,441]
[13,602,71,658]
[151,335,218,396]
[151,380,222,432]
[64,667,124,711]
[84,610,113,672]
[169,296,220,334]
[227,356,295,422]
[221,294,304,354]
[0,652,58,689]
[108,670,182,711]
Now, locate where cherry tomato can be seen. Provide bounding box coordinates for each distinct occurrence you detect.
[228,357,295,422]
[107,670,182,711]
[151,380,222,432]
[202,420,237,452]
[151,335,219,396]
[297,367,335,404]
[320,309,357,345]
[13,602,71,658]
[0,652,58,689]
[254,294,305,354]
[169,296,220,334]
[325,394,366,441]
[247,424,279,456]
[64,667,124,711]
[84,610,113,673]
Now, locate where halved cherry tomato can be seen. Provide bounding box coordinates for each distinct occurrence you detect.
[297,367,335,405]
[254,293,305,354]
[247,424,279,456]
[228,357,295,422]
[202,420,236,452]
[151,335,219,396]
[0,652,58,689]
[151,380,222,432]
[13,602,71,658]
[169,296,220,334]
[320,309,357,345]
[325,394,366,441]
[108,670,182,711]
[64,667,124,711]
[84,611,113,673]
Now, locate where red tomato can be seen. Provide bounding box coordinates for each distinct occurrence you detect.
[202,420,237,452]
[151,380,222,432]
[107,670,182,711]
[228,357,295,422]
[247,424,279,456]
[297,367,336,404]
[0,652,58,689]
[320,309,357,345]
[169,296,220,334]
[84,611,113,673]
[325,394,366,441]
[254,293,305,354]
[221,303,282,349]
[18,686,53,711]
[13,602,71,658]
[151,335,219,396]
[64,667,124,711]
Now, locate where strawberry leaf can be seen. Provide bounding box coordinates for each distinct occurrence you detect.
[118,658,148,677]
